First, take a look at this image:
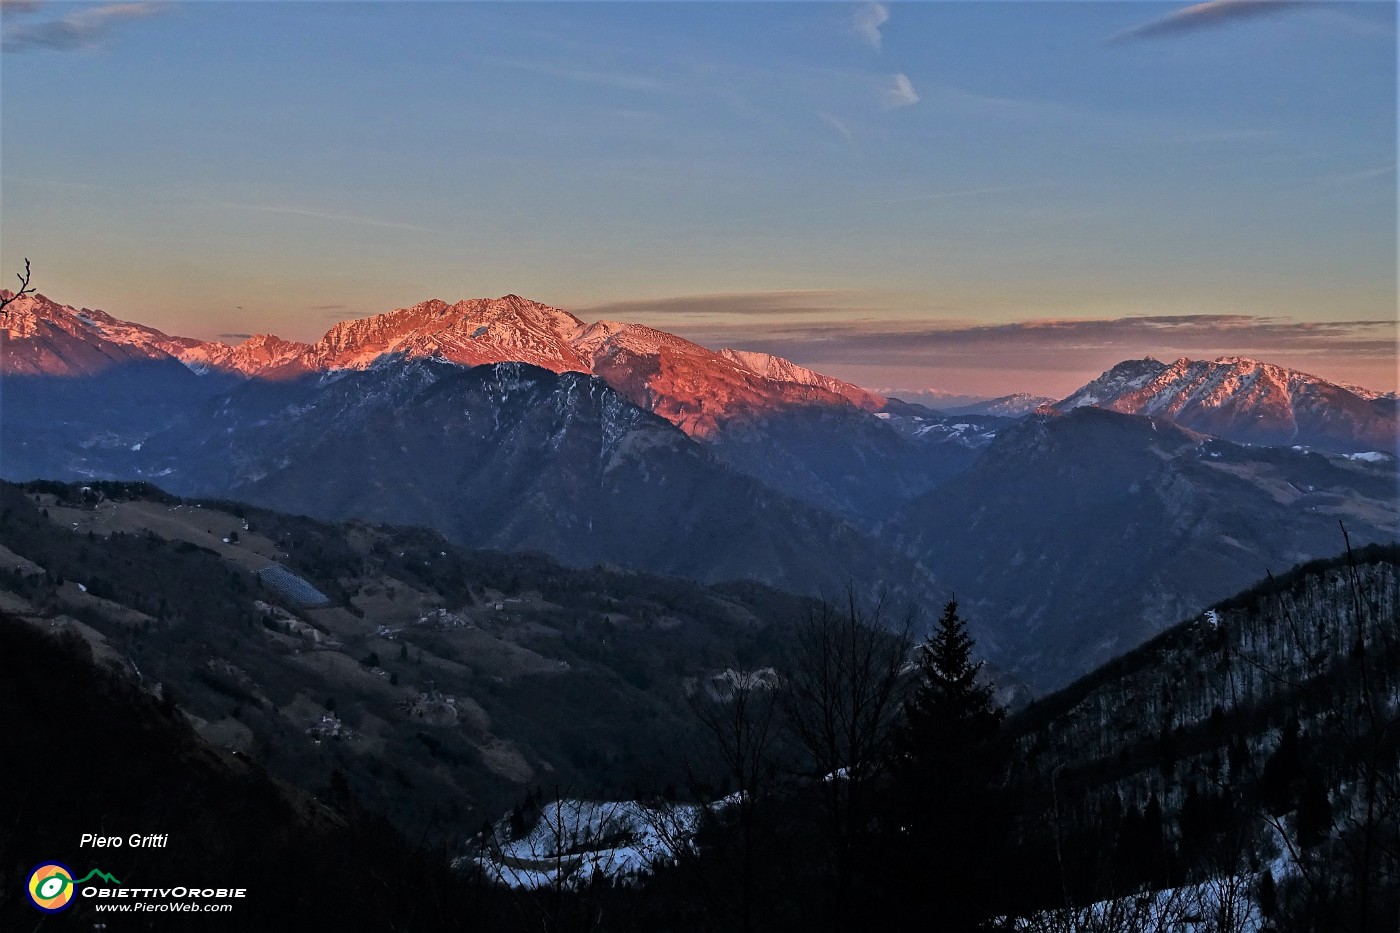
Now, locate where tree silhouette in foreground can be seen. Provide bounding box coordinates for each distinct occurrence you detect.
[782,590,912,931]
[888,598,1009,931]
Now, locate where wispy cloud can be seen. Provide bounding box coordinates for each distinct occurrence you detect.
[575,290,884,321]
[1323,163,1396,187]
[217,333,253,341]
[734,183,1048,225]
[678,314,1398,372]
[1108,0,1306,44]
[852,1,889,49]
[881,73,919,110]
[204,199,439,234]
[922,83,1278,148]
[816,111,855,145]
[480,54,663,93]
[1163,128,1280,144]
[927,84,1100,125]
[0,0,44,14]
[3,1,166,52]
[6,175,440,234]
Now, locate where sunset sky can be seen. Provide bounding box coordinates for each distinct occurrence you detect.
[2,1,1395,396]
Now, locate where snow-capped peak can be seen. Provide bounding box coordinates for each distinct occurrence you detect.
[1055,355,1397,453]
[0,291,210,376]
[310,295,590,373]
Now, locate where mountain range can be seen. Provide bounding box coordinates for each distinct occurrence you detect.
[3,292,883,435]
[2,290,1396,688]
[6,290,1394,453]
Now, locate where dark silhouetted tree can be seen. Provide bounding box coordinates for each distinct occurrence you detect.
[1296,774,1333,850]
[889,598,1008,930]
[782,589,911,930]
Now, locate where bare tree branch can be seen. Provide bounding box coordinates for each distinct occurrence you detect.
[0,258,34,316]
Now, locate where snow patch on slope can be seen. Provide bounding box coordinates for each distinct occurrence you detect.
[468,799,704,890]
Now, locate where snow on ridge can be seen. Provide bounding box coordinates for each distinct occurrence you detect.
[304,296,591,374]
[0,290,951,423]
[574,320,708,360]
[1057,358,1167,410]
[0,292,216,373]
[1062,354,1387,420]
[718,347,884,407]
[568,319,629,359]
[8,289,870,396]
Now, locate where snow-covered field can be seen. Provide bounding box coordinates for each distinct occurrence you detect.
[466,798,705,890]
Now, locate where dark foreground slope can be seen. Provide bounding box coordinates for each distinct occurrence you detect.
[0,480,821,842]
[0,617,490,932]
[999,545,1400,926]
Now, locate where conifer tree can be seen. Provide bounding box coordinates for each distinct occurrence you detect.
[888,598,1008,930]
[1259,720,1304,816]
[902,599,1004,753]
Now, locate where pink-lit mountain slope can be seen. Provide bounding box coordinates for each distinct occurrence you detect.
[1056,356,1398,453]
[576,322,884,437]
[1,291,884,438]
[0,292,198,376]
[310,295,592,374]
[717,349,885,411]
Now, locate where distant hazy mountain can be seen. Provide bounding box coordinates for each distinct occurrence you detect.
[705,404,997,525]
[939,393,1055,417]
[878,388,985,409]
[879,390,1053,418]
[894,405,1398,687]
[1056,356,1398,453]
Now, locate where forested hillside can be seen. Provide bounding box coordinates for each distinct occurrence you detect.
[0,480,820,836]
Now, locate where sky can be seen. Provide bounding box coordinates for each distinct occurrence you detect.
[1,0,1395,397]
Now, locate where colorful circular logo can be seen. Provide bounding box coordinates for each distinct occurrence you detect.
[27,862,76,913]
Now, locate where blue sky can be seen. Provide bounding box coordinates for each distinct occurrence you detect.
[2,1,1395,395]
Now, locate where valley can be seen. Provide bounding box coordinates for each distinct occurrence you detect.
[3,477,1396,932]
